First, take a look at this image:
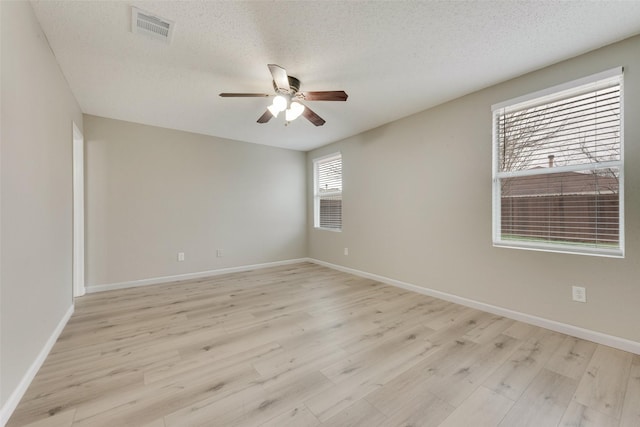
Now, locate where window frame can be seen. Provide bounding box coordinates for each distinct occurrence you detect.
[313,152,343,232]
[491,67,624,258]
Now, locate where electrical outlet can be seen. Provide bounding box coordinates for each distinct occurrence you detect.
[344,248,349,256]
[216,249,223,258]
[177,252,185,262]
[572,286,586,303]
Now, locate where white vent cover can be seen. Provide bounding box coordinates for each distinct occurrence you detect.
[131,7,174,43]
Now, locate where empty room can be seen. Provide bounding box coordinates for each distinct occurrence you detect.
[2,1,640,426]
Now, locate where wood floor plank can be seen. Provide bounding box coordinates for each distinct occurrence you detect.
[231,371,334,427]
[426,334,520,407]
[370,387,455,427]
[461,315,515,344]
[7,369,146,426]
[20,409,76,427]
[498,369,578,426]
[143,341,281,385]
[6,263,638,427]
[559,401,619,427]
[318,399,387,427]
[573,344,633,419]
[364,339,475,418]
[388,398,454,427]
[546,336,597,380]
[502,322,540,340]
[257,405,320,427]
[422,303,477,331]
[620,355,640,427]
[306,325,439,421]
[163,382,267,427]
[319,323,435,383]
[71,360,259,425]
[483,328,566,401]
[252,339,348,382]
[438,386,514,427]
[364,339,467,416]
[177,312,310,361]
[423,309,496,347]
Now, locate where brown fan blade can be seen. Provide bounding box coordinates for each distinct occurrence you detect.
[219,93,271,97]
[257,109,274,124]
[302,105,326,126]
[302,91,348,101]
[267,64,290,91]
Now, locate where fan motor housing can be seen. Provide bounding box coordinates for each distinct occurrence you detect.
[273,76,301,94]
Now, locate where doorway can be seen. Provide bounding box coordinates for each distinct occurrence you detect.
[73,122,85,297]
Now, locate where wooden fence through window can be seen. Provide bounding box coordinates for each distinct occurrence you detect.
[501,194,619,244]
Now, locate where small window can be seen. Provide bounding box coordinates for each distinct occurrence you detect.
[492,68,623,257]
[314,153,342,230]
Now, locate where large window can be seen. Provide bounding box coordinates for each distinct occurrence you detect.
[314,152,342,230]
[492,68,623,257]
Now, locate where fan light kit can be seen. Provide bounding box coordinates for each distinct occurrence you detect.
[267,95,304,121]
[220,64,348,126]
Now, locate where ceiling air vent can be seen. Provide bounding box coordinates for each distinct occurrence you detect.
[131,7,174,44]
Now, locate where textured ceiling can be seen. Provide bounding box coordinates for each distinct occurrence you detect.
[31,1,640,151]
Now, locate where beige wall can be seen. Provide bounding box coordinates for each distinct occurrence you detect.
[308,35,640,343]
[1,1,83,408]
[84,115,306,287]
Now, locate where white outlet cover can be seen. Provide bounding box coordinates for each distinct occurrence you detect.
[572,286,586,303]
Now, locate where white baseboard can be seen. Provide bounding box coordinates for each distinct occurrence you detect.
[309,258,640,355]
[85,258,310,293]
[0,304,74,427]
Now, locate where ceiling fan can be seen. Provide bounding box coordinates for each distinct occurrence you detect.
[219,64,348,126]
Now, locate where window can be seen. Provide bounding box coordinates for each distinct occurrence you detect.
[314,153,342,230]
[492,67,623,257]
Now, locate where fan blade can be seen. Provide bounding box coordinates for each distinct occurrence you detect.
[302,91,348,101]
[219,93,271,97]
[257,109,273,123]
[268,64,290,91]
[302,105,326,126]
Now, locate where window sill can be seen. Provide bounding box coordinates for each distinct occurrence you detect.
[493,240,624,258]
[314,227,342,233]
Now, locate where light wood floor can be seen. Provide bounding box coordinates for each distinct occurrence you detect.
[8,262,640,427]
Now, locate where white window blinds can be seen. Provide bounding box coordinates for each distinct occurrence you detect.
[492,68,623,257]
[314,153,342,230]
